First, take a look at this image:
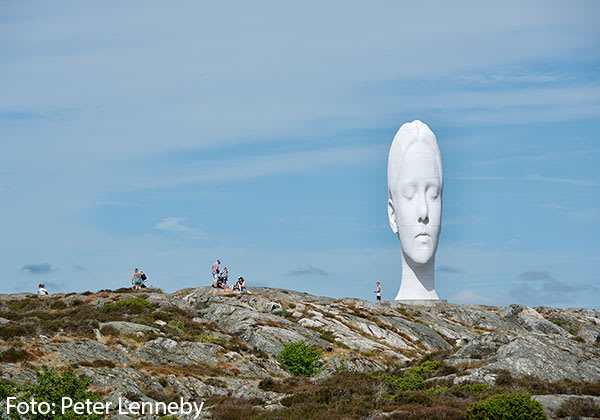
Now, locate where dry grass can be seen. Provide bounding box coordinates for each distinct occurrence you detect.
[556,397,600,418]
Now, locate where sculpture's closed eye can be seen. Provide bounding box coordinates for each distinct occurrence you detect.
[427,186,440,200]
[403,185,416,199]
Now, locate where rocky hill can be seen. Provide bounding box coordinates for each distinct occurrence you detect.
[1,287,599,419]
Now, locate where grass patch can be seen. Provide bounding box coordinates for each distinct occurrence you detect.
[168,320,186,331]
[99,297,155,313]
[197,333,227,344]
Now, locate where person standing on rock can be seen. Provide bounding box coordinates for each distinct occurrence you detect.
[212,259,220,287]
[375,282,382,304]
[131,268,143,290]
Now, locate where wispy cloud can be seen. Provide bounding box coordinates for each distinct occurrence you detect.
[510,270,598,305]
[437,265,461,274]
[21,263,54,275]
[287,265,329,277]
[525,174,600,187]
[449,289,498,305]
[474,148,600,167]
[153,217,208,239]
[462,71,564,85]
[128,145,386,190]
[448,174,600,187]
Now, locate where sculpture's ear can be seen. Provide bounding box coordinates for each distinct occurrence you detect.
[388,198,398,233]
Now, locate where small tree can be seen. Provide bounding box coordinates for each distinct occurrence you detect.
[10,366,104,420]
[278,341,324,376]
[466,391,547,420]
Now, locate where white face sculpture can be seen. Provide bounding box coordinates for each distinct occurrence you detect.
[388,121,442,266]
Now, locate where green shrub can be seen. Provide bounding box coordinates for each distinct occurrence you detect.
[387,374,426,392]
[409,360,441,376]
[100,297,154,313]
[0,380,15,398]
[8,366,104,420]
[273,310,292,318]
[465,392,547,420]
[168,320,185,331]
[278,341,323,376]
[552,319,567,326]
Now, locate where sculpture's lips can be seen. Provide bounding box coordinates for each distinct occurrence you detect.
[415,233,430,238]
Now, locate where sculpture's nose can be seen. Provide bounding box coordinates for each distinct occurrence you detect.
[417,193,429,224]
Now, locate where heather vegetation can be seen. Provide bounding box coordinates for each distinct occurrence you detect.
[211,359,600,420]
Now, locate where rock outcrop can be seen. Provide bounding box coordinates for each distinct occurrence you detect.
[0,287,599,419]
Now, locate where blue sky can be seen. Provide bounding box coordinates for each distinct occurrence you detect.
[1,1,599,308]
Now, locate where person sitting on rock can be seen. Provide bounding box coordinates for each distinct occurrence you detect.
[218,267,229,286]
[233,276,248,293]
[37,283,49,296]
[216,269,228,290]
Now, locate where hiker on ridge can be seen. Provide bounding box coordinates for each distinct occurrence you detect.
[131,268,143,290]
[375,282,381,304]
[211,259,220,287]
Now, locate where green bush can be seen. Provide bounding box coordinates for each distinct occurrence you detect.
[7,366,104,420]
[387,374,426,392]
[272,310,292,318]
[100,297,154,313]
[409,360,441,376]
[168,320,185,331]
[278,341,323,376]
[0,380,15,399]
[465,392,547,420]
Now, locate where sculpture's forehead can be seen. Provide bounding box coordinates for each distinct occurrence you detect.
[398,143,441,180]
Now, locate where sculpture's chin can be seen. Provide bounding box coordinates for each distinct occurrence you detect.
[403,248,435,266]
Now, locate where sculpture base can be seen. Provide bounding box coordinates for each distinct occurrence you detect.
[386,299,448,307]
